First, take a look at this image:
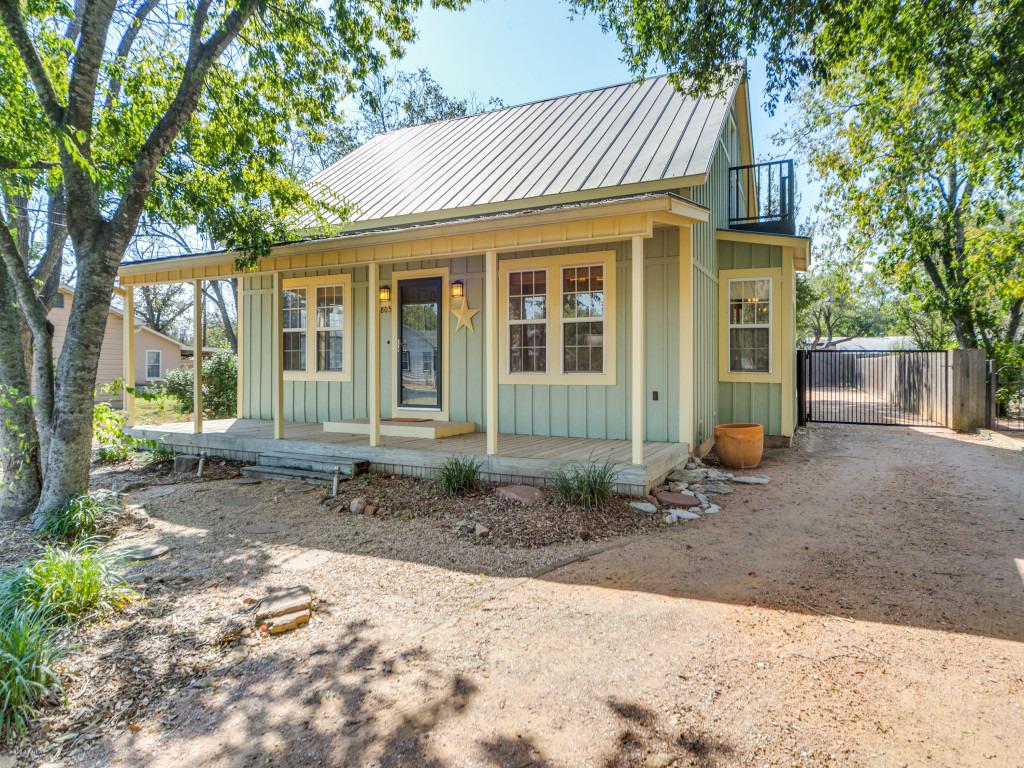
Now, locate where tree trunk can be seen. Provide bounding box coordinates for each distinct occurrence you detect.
[32,244,119,526]
[207,279,237,352]
[0,270,41,518]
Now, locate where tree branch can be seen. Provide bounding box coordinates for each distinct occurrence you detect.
[0,0,65,126]
[66,0,117,133]
[0,158,60,171]
[104,0,161,112]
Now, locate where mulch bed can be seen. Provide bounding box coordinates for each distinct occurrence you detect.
[323,472,665,548]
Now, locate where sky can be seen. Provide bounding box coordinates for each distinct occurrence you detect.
[394,0,819,216]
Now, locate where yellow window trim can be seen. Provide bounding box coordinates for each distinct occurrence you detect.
[498,250,617,386]
[281,273,353,383]
[389,266,450,420]
[718,267,783,384]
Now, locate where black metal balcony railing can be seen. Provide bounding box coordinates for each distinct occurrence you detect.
[728,159,796,236]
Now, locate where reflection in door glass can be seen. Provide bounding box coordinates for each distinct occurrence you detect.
[398,278,441,409]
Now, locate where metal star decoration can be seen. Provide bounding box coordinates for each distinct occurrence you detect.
[451,296,479,332]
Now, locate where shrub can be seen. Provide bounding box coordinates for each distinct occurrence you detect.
[552,462,616,509]
[164,351,237,418]
[0,542,138,626]
[433,456,483,497]
[93,402,133,462]
[39,491,122,543]
[0,608,64,742]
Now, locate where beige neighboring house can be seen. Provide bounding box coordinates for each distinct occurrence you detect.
[51,285,185,403]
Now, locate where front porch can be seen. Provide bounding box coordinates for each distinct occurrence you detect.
[128,419,688,496]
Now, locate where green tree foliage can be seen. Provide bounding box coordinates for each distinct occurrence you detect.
[0,0,465,523]
[164,351,237,419]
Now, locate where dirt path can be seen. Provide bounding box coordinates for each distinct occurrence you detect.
[65,425,1024,766]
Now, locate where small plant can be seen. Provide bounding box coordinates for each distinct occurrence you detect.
[0,608,65,742]
[0,542,138,626]
[39,491,122,543]
[145,439,175,464]
[552,462,616,509]
[93,402,133,462]
[433,456,483,497]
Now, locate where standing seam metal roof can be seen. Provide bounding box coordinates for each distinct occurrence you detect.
[306,73,737,227]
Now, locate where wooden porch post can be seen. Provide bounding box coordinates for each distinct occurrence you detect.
[236,277,244,419]
[272,272,284,439]
[192,279,203,434]
[485,249,498,455]
[678,225,694,447]
[122,286,136,427]
[631,235,645,465]
[368,263,381,447]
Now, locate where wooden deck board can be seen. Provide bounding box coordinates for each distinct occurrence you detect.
[129,418,688,495]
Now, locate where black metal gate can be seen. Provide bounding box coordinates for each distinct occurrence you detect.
[798,349,949,427]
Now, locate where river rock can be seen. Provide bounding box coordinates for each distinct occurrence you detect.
[629,501,658,514]
[732,475,770,485]
[495,485,544,504]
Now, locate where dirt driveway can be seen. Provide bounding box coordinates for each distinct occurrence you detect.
[62,424,1024,767]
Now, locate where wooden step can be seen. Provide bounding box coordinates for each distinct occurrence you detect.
[240,465,338,485]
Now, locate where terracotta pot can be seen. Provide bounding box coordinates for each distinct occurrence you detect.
[713,423,764,469]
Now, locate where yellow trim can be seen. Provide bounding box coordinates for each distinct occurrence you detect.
[630,236,645,464]
[780,248,796,436]
[390,266,450,420]
[367,264,380,446]
[236,278,244,418]
[485,249,499,455]
[497,250,618,386]
[122,288,136,427]
[192,280,203,434]
[718,267,783,384]
[678,225,694,447]
[715,229,811,271]
[280,273,353,383]
[271,272,284,440]
[118,196,709,286]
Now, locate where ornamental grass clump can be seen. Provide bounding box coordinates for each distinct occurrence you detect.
[39,490,122,543]
[0,608,65,742]
[433,456,484,497]
[552,461,616,509]
[0,542,138,627]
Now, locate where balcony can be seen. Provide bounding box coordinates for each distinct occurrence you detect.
[728,159,796,236]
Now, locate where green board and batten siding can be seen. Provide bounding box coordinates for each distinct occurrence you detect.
[241,234,682,442]
[716,238,785,435]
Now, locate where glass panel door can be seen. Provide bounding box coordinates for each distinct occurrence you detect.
[397,277,442,409]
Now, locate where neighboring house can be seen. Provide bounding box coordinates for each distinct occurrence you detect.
[51,286,185,401]
[118,68,811,493]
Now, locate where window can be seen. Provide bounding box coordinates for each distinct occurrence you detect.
[282,288,307,372]
[315,285,344,372]
[728,278,771,373]
[145,350,161,380]
[508,269,547,373]
[52,293,65,309]
[561,264,605,374]
[280,275,352,380]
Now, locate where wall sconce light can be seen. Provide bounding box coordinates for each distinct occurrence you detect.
[451,280,465,299]
[379,284,391,313]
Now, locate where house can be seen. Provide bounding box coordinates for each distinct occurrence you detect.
[118,69,810,494]
[51,286,185,402]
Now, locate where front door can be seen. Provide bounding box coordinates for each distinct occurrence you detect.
[397,276,442,410]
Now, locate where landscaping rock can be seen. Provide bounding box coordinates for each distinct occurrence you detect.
[703,504,721,515]
[173,455,200,474]
[668,482,689,493]
[111,543,170,562]
[669,468,709,485]
[703,482,733,495]
[254,586,312,623]
[644,754,678,768]
[116,480,147,493]
[474,523,491,538]
[363,503,378,516]
[671,509,702,521]
[655,490,701,508]
[629,501,658,514]
[706,468,733,481]
[663,512,679,524]
[266,608,310,634]
[349,497,368,514]
[495,485,544,504]
[454,519,472,536]
[732,474,770,485]
[233,477,262,485]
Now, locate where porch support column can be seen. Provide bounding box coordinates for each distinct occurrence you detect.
[192,279,204,434]
[272,272,284,439]
[678,225,694,447]
[236,277,244,419]
[368,263,381,447]
[122,286,136,427]
[780,247,796,436]
[630,235,645,465]
[485,249,498,455]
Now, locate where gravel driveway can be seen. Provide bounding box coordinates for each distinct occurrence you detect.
[43,424,1024,766]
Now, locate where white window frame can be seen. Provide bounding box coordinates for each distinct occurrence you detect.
[506,267,549,375]
[498,251,617,386]
[727,277,773,374]
[144,349,162,380]
[559,262,607,376]
[282,274,352,382]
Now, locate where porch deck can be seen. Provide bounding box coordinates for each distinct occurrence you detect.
[128,419,689,496]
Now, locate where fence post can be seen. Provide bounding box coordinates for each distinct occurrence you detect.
[948,349,987,432]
